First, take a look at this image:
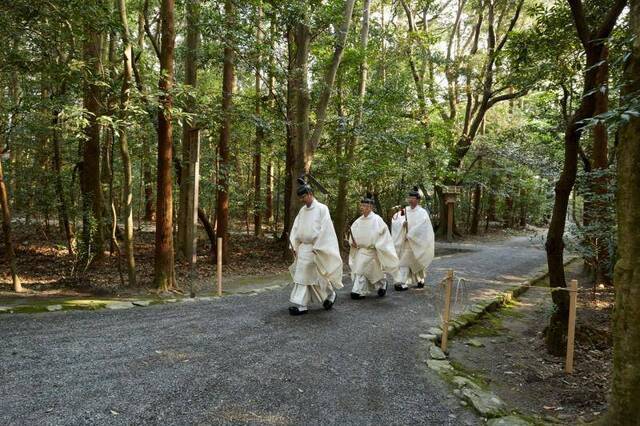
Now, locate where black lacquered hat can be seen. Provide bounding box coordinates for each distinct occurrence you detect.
[360,192,375,205]
[408,185,421,198]
[296,176,313,196]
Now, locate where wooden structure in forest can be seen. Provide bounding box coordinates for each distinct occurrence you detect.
[441,185,462,242]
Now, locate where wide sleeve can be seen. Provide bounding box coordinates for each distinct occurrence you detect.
[289,211,301,251]
[312,206,344,289]
[391,211,407,254]
[348,220,358,270]
[374,216,400,275]
[406,208,435,269]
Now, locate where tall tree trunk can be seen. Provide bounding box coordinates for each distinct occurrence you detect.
[545,0,626,355]
[138,12,155,222]
[285,21,311,236]
[81,23,105,262]
[585,46,611,284]
[282,27,297,238]
[334,0,371,242]
[608,0,640,417]
[265,17,276,228]
[143,136,155,221]
[7,72,20,208]
[470,183,482,235]
[178,0,201,264]
[504,195,514,228]
[217,0,235,263]
[305,0,357,164]
[0,152,22,292]
[118,0,137,286]
[154,0,176,291]
[52,108,75,255]
[519,188,527,228]
[252,1,263,237]
[285,0,357,237]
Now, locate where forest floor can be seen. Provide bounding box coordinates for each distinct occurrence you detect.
[0,223,292,299]
[448,259,614,424]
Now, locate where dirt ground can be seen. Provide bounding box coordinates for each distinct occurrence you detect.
[448,260,614,423]
[0,223,291,299]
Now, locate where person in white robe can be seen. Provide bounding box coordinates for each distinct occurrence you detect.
[392,186,435,291]
[288,178,344,316]
[348,193,399,299]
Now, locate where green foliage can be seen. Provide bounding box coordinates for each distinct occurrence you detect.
[0,0,628,256]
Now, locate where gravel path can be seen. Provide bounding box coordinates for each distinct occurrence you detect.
[0,236,547,425]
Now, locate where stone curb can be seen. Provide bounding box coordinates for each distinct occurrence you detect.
[423,256,579,424]
[0,282,291,315]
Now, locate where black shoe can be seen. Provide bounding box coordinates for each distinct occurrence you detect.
[394,283,409,291]
[415,281,425,289]
[350,292,365,300]
[289,306,308,316]
[323,294,336,310]
[377,287,387,297]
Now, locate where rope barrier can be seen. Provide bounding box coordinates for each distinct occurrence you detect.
[450,274,581,293]
[434,270,580,374]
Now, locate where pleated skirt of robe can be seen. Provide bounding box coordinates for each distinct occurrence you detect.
[397,245,426,285]
[289,243,334,306]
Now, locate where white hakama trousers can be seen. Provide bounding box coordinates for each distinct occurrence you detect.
[350,247,387,296]
[289,243,336,308]
[289,282,333,307]
[397,245,426,287]
[351,274,386,296]
[396,266,426,286]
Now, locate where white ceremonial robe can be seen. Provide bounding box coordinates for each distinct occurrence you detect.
[391,205,435,285]
[348,212,399,295]
[289,199,344,307]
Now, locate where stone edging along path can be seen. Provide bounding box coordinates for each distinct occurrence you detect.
[0,282,291,315]
[420,257,579,425]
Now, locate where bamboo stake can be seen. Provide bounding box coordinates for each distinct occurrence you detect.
[441,269,454,352]
[217,237,223,296]
[565,279,578,373]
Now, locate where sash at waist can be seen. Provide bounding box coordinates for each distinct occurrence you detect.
[356,247,376,256]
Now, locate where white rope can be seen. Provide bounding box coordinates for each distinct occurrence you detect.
[452,275,581,293]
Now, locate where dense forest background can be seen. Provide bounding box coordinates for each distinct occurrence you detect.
[0,0,631,336]
[1,0,639,419]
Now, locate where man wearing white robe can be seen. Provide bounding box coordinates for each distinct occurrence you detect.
[392,186,435,291]
[288,178,343,315]
[348,193,399,299]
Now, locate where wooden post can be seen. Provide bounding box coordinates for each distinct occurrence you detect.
[447,202,454,242]
[216,237,223,296]
[565,279,578,373]
[441,269,454,352]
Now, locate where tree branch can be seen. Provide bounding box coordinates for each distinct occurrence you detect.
[595,0,627,40]
[308,0,356,152]
[487,89,528,108]
[495,0,524,53]
[143,0,161,59]
[567,0,590,48]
